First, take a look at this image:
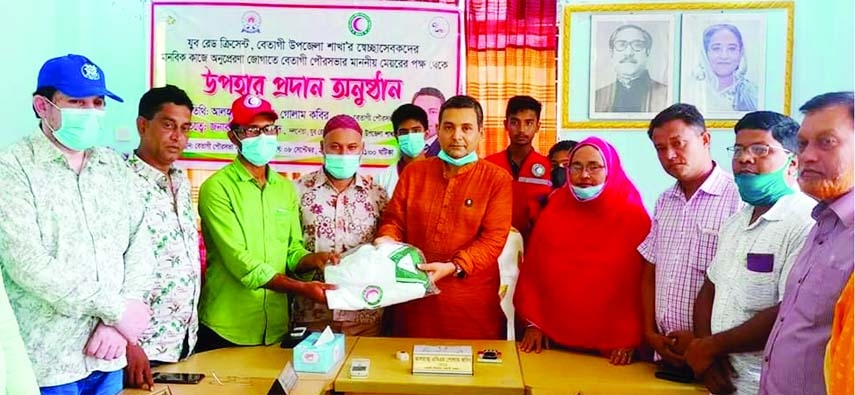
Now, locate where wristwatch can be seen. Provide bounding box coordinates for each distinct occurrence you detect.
[453,263,466,279]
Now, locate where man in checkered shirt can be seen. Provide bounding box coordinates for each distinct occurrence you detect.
[638,103,743,383]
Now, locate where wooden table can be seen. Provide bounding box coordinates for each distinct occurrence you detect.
[333,337,525,395]
[518,348,708,395]
[121,338,357,395]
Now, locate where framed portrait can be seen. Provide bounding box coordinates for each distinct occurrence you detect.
[589,14,675,120]
[680,13,767,119]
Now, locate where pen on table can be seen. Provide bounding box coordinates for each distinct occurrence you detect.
[211,370,224,385]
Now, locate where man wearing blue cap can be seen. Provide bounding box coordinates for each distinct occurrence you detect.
[0,54,155,395]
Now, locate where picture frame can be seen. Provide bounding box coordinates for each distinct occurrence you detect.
[589,13,675,120]
[679,13,768,119]
[559,2,794,130]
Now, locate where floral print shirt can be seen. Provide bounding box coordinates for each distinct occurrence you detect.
[294,170,388,326]
[127,154,200,363]
[0,131,154,386]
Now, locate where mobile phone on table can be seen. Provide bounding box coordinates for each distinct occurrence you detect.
[280,326,309,348]
[152,372,206,384]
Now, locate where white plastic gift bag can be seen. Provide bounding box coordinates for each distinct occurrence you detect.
[324,242,439,311]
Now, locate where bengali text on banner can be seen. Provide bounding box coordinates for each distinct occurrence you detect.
[150,0,462,172]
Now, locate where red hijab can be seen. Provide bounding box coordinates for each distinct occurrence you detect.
[514,137,651,351]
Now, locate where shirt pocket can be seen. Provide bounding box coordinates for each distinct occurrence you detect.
[735,269,779,312]
[690,224,720,272]
[808,265,852,325]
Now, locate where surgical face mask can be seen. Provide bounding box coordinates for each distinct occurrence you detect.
[550,166,567,189]
[571,183,605,201]
[438,150,478,167]
[43,101,105,151]
[240,134,279,166]
[324,154,361,179]
[397,132,425,158]
[734,159,795,206]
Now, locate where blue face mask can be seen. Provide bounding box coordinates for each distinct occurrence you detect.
[571,184,605,201]
[397,132,425,158]
[734,159,795,206]
[324,154,361,179]
[438,150,478,167]
[44,102,106,151]
[240,134,279,166]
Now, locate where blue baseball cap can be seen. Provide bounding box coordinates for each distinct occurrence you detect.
[36,54,123,102]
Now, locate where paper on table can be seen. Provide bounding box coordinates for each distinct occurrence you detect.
[314,325,335,346]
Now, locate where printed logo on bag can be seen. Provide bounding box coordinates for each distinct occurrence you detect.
[241,11,262,34]
[302,351,319,364]
[348,12,372,37]
[362,285,383,306]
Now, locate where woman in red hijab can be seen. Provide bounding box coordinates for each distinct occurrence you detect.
[515,136,650,365]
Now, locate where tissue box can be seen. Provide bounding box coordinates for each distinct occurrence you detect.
[293,332,346,373]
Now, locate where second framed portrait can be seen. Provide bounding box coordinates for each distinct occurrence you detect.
[679,13,767,119]
[589,13,675,120]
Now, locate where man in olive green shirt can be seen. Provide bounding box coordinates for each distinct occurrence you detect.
[197,95,336,350]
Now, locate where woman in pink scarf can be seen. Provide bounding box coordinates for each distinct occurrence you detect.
[515,136,650,364]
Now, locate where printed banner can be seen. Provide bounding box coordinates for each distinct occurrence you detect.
[150,0,462,172]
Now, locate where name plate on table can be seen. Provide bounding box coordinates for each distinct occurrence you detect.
[412,345,473,375]
[268,361,298,395]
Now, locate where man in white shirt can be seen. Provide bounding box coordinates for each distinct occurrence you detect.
[684,111,815,394]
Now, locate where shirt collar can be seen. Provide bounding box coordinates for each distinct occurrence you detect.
[666,162,731,200]
[127,153,184,190]
[31,127,108,166]
[697,163,731,196]
[812,189,854,228]
[757,191,804,222]
[440,157,479,178]
[231,157,282,185]
[306,169,369,191]
[617,70,651,89]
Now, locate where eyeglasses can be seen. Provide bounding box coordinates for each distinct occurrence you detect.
[236,125,281,137]
[613,40,647,52]
[569,163,606,175]
[726,144,792,158]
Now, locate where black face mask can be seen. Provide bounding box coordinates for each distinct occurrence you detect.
[550,166,567,189]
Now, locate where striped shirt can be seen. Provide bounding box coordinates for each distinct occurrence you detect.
[638,165,743,337]
[760,190,855,395]
[708,191,815,394]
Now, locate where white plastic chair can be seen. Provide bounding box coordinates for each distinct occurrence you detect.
[498,228,523,341]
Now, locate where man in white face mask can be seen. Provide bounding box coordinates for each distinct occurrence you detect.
[0,54,156,395]
[293,114,389,336]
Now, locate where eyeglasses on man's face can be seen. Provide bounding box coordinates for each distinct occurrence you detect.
[236,124,281,138]
[726,144,791,158]
[613,40,647,52]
